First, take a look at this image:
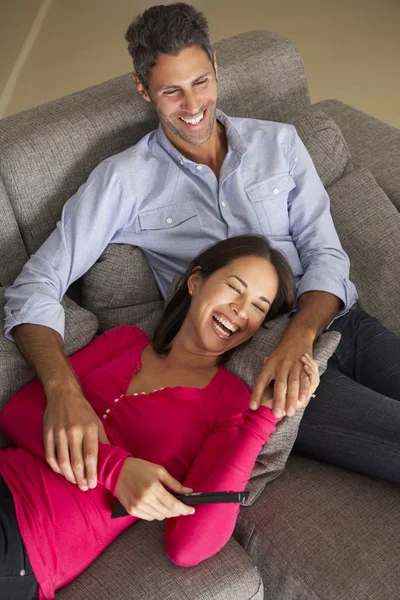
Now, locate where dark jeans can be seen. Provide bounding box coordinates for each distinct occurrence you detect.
[294,309,400,483]
[0,475,38,600]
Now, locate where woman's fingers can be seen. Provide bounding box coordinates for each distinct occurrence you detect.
[300,353,320,396]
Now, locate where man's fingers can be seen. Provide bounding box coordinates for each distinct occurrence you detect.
[44,429,63,475]
[69,431,89,490]
[55,430,77,484]
[285,363,302,416]
[96,416,109,445]
[82,427,99,489]
[249,357,272,410]
[298,369,311,403]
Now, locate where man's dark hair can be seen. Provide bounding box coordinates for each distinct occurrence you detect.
[125,3,214,89]
[153,235,297,355]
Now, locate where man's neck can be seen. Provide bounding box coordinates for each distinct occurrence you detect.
[165,121,228,179]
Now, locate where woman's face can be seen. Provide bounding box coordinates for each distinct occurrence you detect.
[186,255,280,356]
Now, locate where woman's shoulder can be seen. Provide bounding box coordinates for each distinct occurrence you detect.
[218,366,251,393]
[214,366,252,415]
[101,324,151,352]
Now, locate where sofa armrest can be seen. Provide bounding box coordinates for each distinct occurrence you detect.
[314,99,400,211]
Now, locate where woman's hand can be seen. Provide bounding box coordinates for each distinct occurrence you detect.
[260,353,319,412]
[116,457,195,521]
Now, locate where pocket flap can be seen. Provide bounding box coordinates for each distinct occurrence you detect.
[246,172,295,201]
[138,203,198,231]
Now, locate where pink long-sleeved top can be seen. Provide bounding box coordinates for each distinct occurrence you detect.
[0,325,280,599]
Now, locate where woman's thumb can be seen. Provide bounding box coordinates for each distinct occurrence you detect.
[161,471,192,494]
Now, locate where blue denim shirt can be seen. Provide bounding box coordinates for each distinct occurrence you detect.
[4,110,357,340]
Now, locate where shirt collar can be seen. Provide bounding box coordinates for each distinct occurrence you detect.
[155,109,248,167]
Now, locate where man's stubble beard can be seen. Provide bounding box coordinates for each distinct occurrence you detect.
[158,101,217,147]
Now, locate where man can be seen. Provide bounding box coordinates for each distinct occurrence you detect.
[4,4,400,491]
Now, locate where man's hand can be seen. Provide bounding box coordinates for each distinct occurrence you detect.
[257,353,319,414]
[44,383,109,491]
[250,332,318,417]
[116,458,195,521]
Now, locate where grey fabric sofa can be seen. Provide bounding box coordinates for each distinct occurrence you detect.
[0,30,399,600]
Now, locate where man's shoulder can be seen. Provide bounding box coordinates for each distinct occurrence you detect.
[227,114,295,147]
[102,129,164,174]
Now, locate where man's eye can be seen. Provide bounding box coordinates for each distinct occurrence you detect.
[194,79,207,86]
[164,89,179,96]
[228,284,241,294]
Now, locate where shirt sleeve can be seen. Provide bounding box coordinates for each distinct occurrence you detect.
[287,126,358,317]
[4,159,132,341]
[164,379,280,567]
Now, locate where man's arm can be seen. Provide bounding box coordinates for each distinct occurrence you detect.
[4,159,132,485]
[250,291,340,416]
[250,125,356,416]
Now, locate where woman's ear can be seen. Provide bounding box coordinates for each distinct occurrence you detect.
[187,268,202,297]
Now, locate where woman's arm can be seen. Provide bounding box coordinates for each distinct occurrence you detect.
[0,325,145,492]
[164,381,280,567]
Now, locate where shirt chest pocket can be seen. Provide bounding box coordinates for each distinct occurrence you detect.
[246,172,295,235]
[138,202,201,250]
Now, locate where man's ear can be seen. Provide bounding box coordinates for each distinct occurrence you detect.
[212,49,218,81]
[132,73,151,103]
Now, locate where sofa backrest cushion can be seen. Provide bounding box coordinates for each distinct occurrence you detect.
[290,106,353,188]
[327,166,400,335]
[81,244,163,335]
[0,179,28,286]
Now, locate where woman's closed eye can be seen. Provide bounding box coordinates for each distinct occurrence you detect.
[228,283,241,294]
[228,283,266,313]
[252,303,266,314]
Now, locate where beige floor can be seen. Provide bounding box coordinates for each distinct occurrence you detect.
[1,0,399,127]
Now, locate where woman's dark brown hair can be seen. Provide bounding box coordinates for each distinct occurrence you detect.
[153,235,296,355]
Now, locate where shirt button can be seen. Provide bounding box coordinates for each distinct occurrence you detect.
[273,188,279,195]
[166,217,173,224]
[196,165,203,171]
[114,398,119,403]
[106,409,110,414]
[221,201,226,207]
[20,569,26,577]
[102,414,107,419]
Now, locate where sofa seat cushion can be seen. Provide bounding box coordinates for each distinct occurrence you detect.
[289,106,353,188]
[235,455,400,600]
[327,166,400,335]
[57,519,264,600]
[81,244,164,335]
[0,287,98,447]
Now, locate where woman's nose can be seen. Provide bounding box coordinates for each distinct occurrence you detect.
[231,302,249,320]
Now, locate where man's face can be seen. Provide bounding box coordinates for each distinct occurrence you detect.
[136,46,218,147]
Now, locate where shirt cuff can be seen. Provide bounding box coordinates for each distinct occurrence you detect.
[4,292,65,341]
[296,271,358,323]
[97,442,131,496]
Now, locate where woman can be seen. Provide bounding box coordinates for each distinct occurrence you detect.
[0,235,319,600]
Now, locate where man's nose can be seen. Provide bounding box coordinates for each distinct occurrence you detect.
[181,90,200,114]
